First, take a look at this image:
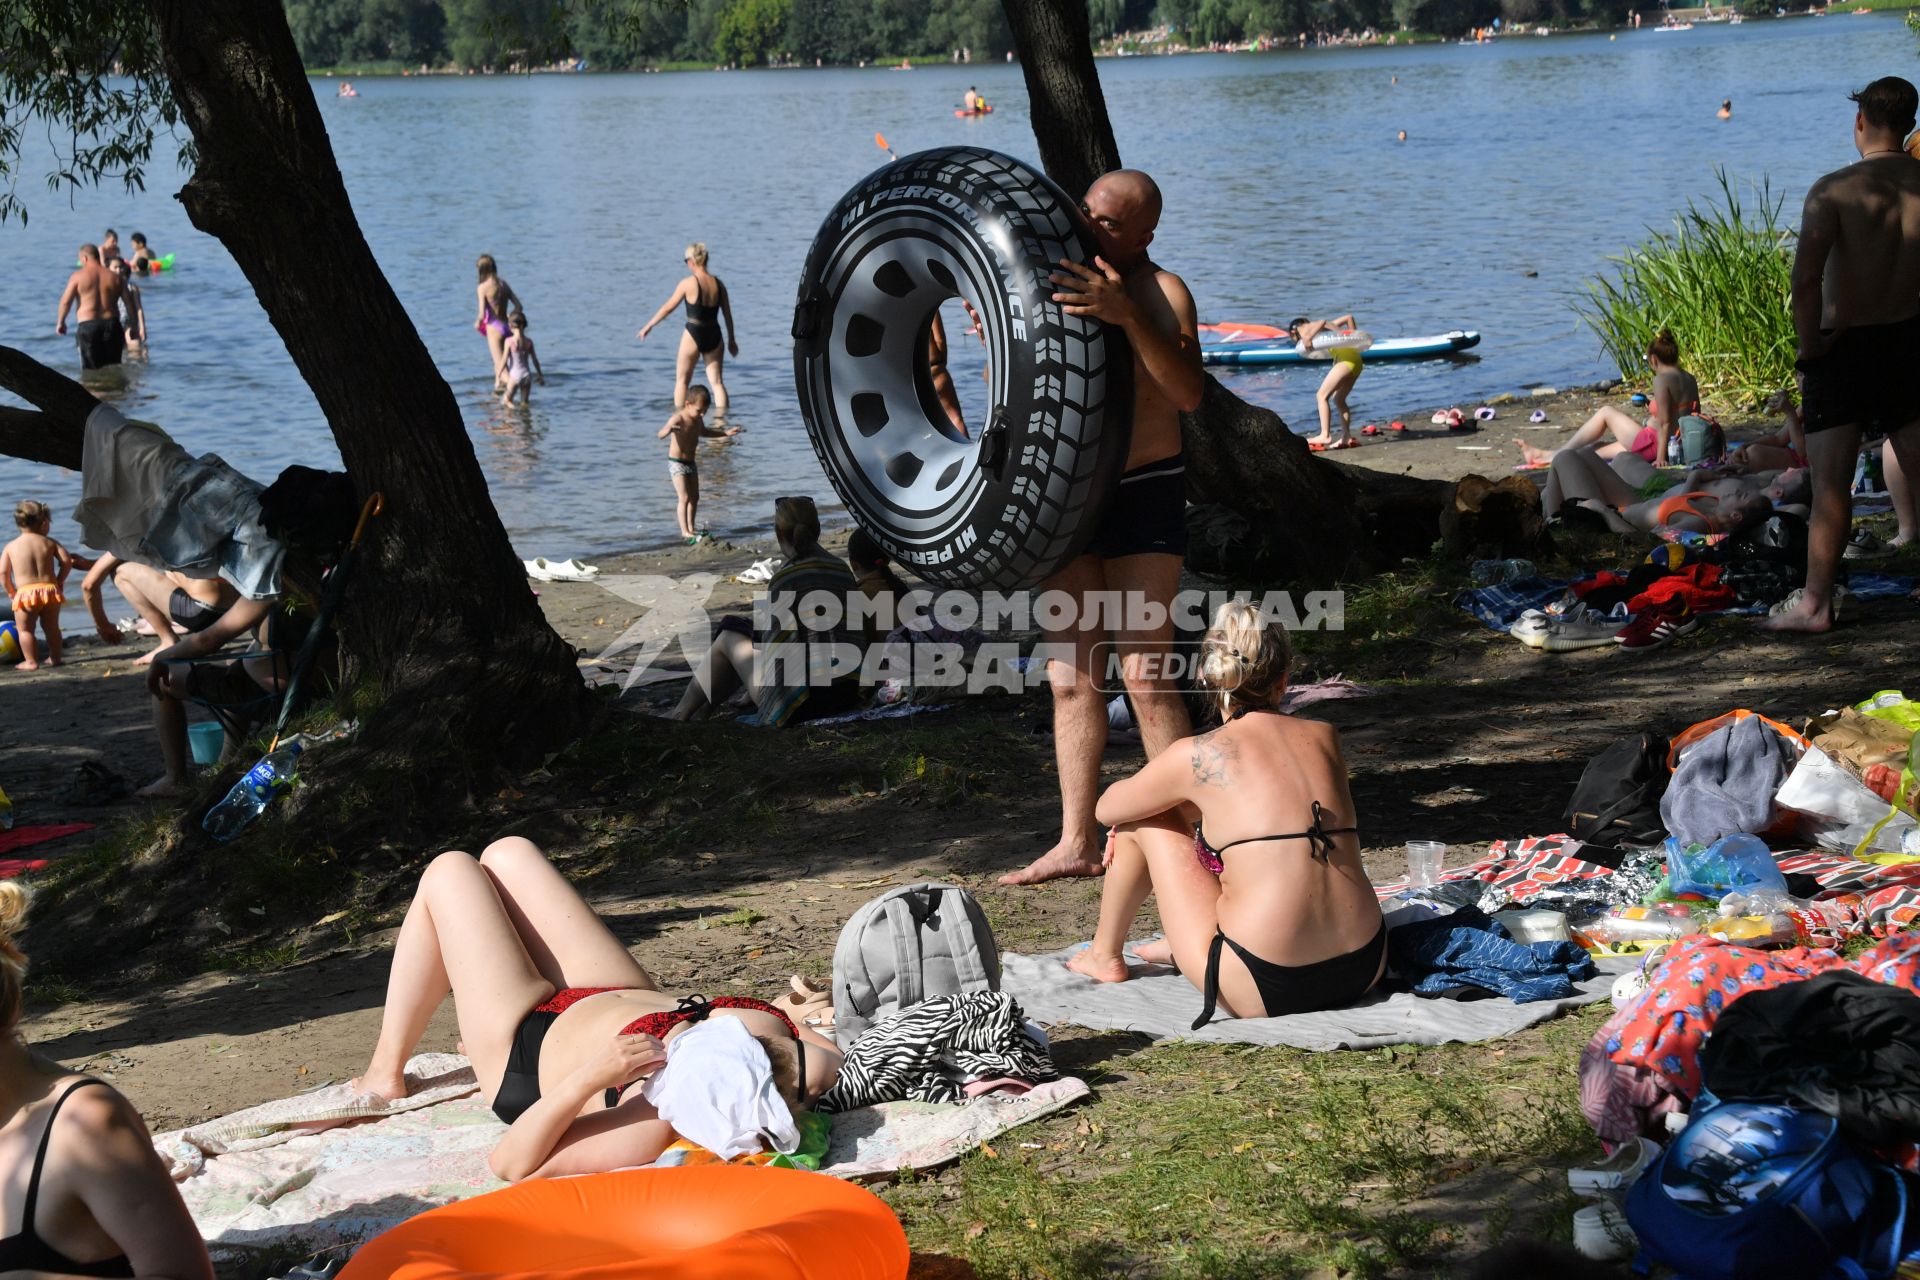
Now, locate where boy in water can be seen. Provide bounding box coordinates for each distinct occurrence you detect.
[129,231,159,274]
[657,386,741,542]
[108,259,147,358]
[499,311,545,406]
[2,501,84,669]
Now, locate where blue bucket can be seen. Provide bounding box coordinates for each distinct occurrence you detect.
[187,721,226,766]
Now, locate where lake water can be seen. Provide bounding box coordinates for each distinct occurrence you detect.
[0,15,1907,565]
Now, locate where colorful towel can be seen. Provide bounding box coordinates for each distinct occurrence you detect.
[161,1053,1089,1271]
[0,822,94,860]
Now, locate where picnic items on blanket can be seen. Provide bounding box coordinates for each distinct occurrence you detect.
[1625,1098,1920,1280]
[1386,906,1598,1002]
[816,991,1057,1112]
[1659,712,1807,847]
[337,1166,909,1280]
[832,883,1000,1046]
[1565,731,1671,850]
[1665,833,1790,899]
[1702,970,1920,1149]
[1779,746,1920,857]
[1491,907,1572,944]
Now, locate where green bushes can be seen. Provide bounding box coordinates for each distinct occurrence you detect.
[1577,171,1797,406]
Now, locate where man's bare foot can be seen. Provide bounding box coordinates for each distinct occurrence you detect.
[1514,439,1553,466]
[999,840,1104,887]
[1132,937,1174,965]
[15,660,38,671]
[46,658,62,667]
[135,775,187,799]
[1755,602,1832,633]
[132,647,163,667]
[1064,948,1129,984]
[348,1071,409,1104]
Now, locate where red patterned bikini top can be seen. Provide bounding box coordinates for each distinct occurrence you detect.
[535,989,798,1040]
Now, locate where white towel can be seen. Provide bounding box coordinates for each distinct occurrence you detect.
[641,1016,799,1160]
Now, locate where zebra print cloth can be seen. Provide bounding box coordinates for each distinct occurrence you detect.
[816,991,1058,1113]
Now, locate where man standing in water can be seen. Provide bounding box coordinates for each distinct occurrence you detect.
[1001,169,1205,885]
[1762,77,1920,633]
[55,244,128,370]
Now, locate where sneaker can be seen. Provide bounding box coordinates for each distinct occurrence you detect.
[1568,1136,1661,1196]
[1615,603,1700,650]
[1845,529,1893,560]
[1571,1201,1638,1261]
[1509,609,1554,648]
[1538,604,1628,651]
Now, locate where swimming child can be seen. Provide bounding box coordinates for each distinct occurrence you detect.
[657,386,741,542]
[474,254,523,392]
[499,311,545,406]
[1292,315,1364,450]
[129,231,159,274]
[2,501,85,670]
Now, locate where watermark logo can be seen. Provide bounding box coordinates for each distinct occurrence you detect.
[589,574,721,691]
[585,578,1343,698]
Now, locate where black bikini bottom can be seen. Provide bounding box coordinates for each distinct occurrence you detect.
[491,1007,560,1124]
[1192,920,1386,1030]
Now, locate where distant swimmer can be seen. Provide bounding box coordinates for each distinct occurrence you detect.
[1397,129,1408,141]
[129,231,159,274]
[55,244,127,370]
[638,242,738,414]
[499,311,544,406]
[108,259,147,359]
[964,85,980,111]
[473,253,524,394]
[338,81,358,97]
[1293,315,1366,450]
[99,228,122,267]
[1718,98,1733,120]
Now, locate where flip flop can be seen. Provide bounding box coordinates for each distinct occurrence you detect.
[1474,407,1497,421]
[1308,440,1330,452]
[1361,424,1381,436]
[1332,437,1362,449]
[1388,420,1407,432]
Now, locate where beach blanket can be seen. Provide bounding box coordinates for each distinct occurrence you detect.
[999,943,1629,1050]
[162,1053,1088,1274]
[1453,576,1570,632]
[0,821,94,865]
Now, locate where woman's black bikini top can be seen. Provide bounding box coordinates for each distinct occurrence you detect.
[1195,799,1357,864]
[0,1079,134,1277]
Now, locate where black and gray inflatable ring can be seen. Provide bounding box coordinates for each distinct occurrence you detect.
[791,147,1132,590]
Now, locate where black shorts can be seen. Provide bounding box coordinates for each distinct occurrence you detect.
[75,318,125,370]
[169,588,222,634]
[1087,455,1190,560]
[1799,314,1920,435]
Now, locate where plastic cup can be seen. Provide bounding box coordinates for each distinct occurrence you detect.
[1405,841,1447,889]
[187,721,225,767]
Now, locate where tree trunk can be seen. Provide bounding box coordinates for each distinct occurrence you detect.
[1001,0,1487,585]
[0,4,595,827]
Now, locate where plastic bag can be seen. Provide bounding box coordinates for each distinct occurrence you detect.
[1664,833,1788,900]
[1776,746,1917,855]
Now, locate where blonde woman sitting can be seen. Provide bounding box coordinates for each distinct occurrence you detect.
[0,883,212,1277]
[1065,602,1385,1026]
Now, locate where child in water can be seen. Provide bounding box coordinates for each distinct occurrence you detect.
[2,501,86,670]
[499,311,545,407]
[658,386,742,542]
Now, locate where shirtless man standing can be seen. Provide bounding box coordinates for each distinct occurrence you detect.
[55,245,128,370]
[1001,169,1206,885]
[1762,77,1920,633]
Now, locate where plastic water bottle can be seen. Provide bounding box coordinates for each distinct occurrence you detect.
[202,742,303,843]
[1470,558,1536,586]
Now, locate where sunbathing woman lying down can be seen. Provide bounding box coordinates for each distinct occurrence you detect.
[1540,447,1803,536]
[352,838,842,1180]
[1066,601,1385,1026]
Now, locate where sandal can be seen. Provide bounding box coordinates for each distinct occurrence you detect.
[1361,424,1380,436]
[1308,440,1330,452]
[1388,420,1407,433]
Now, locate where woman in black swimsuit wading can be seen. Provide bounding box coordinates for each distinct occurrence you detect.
[1064,601,1386,1027]
[636,241,738,415]
[0,882,211,1278]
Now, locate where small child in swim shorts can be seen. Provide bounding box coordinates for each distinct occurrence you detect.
[657,386,741,542]
[2,501,83,669]
[499,311,545,406]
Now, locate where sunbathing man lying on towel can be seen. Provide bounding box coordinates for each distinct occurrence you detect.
[351,837,843,1179]
[1540,446,1803,536]
[1066,600,1386,1027]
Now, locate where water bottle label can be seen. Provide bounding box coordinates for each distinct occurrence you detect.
[243,760,282,803]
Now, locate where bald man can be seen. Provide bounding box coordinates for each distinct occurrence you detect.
[1002,168,1206,886]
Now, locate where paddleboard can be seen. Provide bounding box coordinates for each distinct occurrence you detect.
[954,106,994,117]
[1202,329,1481,367]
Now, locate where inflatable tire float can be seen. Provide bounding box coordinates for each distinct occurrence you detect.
[1300,329,1373,359]
[792,146,1132,590]
[338,1165,909,1280]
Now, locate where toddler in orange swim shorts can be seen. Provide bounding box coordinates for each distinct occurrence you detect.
[2,500,81,669]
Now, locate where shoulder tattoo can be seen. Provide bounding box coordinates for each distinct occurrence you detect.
[1190,733,1238,787]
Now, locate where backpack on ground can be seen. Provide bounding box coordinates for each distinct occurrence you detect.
[1626,1098,1920,1280]
[1565,731,1670,850]
[831,883,1000,1046]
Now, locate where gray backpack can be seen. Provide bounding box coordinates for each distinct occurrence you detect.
[831,883,1001,1046]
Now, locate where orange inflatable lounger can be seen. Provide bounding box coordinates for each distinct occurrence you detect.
[339,1164,910,1280]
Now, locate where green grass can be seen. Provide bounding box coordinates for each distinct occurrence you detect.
[884,1011,1607,1277]
[1576,170,1797,408]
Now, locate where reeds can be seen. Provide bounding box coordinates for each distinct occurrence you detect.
[1577,171,1797,406]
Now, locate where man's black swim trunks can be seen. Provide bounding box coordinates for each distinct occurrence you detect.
[74,318,125,370]
[1086,454,1189,560]
[1798,313,1920,435]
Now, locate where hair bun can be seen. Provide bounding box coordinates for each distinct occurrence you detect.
[0,881,28,946]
